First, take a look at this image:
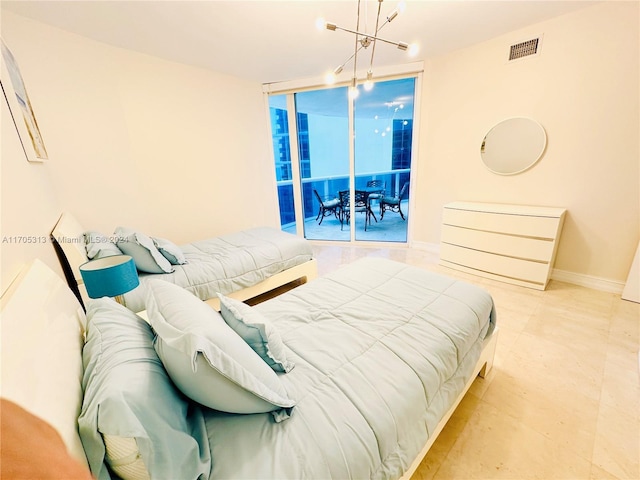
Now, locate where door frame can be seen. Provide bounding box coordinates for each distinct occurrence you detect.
[264,64,423,246]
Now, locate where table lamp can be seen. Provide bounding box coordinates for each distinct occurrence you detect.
[79,255,139,306]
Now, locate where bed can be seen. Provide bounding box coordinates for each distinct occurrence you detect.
[50,212,317,312]
[0,255,497,480]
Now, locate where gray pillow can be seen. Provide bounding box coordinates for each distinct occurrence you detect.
[152,236,187,265]
[145,279,296,422]
[114,227,173,274]
[84,231,122,260]
[78,298,211,480]
[217,293,294,373]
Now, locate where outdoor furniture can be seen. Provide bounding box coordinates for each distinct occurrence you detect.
[313,189,341,225]
[365,180,386,200]
[339,190,376,231]
[380,182,409,220]
[365,180,385,222]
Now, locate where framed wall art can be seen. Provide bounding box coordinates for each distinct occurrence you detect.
[1,39,48,162]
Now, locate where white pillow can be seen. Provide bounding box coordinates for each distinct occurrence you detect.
[145,280,296,422]
[114,227,173,274]
[152,236,187,265]
[78,297,210,480]
[84,231,122,259]
[217,293,294,373]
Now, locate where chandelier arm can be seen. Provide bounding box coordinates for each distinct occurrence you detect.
[332,26,406,49]
[330,9,396,75]
[368,0,384,74]
[352,0,362,87]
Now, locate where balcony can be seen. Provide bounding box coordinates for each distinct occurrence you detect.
[279,170,410,243]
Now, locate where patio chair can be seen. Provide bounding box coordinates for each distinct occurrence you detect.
[380,182,409,220]
[366,180,386,198]
[313,189,341,225]
[366,180,385,219]
[339,190,374,231]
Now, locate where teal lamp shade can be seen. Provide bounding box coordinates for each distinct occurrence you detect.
[79,255,139,299]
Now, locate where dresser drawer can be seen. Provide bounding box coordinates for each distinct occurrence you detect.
[441,224,555,262]
[442,207,561,239]
[441,243,549,286]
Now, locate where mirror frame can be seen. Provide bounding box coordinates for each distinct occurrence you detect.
[480,117,547,175]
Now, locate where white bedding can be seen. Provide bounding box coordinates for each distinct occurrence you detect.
[203,257,496,479]
[121,226,314,312]
[1,257,498,480]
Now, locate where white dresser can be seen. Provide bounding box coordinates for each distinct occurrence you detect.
[440,202,567,290]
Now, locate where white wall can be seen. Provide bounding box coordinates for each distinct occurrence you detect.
[1,92,64,290]
[413,1,639,286]
[1,11,278,291]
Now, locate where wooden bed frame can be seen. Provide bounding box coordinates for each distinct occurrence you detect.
[50,212,318,310]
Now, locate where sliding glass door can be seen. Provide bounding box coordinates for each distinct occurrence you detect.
[268,76,416,243]
[354,77,414,242]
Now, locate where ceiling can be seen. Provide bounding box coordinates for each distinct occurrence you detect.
[3,1,598,85]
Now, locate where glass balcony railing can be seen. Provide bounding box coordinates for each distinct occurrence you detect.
[279,169,410,243]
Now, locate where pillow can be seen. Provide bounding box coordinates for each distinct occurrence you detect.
[114,227,173,274]
[152,236,187,265]
[78,298,211,480]
[145,279,296,422]
[84,231,122,260]
[217,293,294,373]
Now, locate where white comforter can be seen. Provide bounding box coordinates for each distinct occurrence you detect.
[203,257,496,479]
[123,227,313,312]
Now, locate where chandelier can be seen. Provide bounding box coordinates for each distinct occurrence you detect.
[320,0,417,96]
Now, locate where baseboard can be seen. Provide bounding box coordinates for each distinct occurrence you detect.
[411,242,624,295]
[411,241,440,255]
[551,269,625,295]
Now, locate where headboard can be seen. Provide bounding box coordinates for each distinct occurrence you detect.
[50,212,89,285]
[0,258,88,467]
[50,212,90,307]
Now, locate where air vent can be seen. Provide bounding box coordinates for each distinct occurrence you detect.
[509,38,540,61]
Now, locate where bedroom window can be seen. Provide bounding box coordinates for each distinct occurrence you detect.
[268,75,417,244]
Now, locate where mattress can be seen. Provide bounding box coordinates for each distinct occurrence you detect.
[122,227,313,312]
[203,257,496,480]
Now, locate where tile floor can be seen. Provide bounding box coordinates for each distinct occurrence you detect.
[310,243,640,480]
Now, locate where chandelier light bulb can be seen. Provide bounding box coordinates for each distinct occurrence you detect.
[364,71,374,91]
[315,17,326,31]
[408,43,419,57]
[324,72,337,85]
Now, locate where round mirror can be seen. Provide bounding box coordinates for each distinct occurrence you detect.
[480,117,547,175]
